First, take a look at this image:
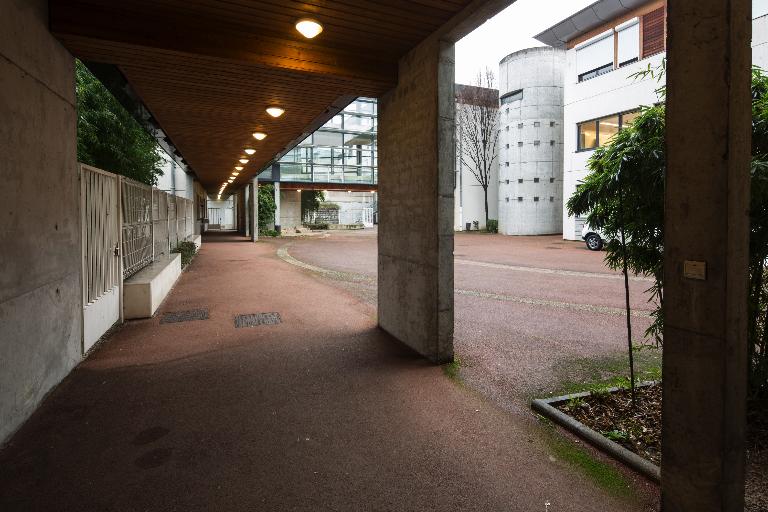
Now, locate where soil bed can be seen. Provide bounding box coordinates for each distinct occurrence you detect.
[554,384,767,511]
[555,384,661,465]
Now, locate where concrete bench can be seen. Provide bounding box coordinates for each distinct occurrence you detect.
[123,253,182,319]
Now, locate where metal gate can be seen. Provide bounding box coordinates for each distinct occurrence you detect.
[81,164,121,353]
[121,177,153,278]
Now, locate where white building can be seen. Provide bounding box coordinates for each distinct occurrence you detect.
[536,0,768,240]
[454,85,499,231]
[155,149,195,200]
[497,47,565,235]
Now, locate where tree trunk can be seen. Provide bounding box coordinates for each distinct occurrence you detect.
[483,185,489,227]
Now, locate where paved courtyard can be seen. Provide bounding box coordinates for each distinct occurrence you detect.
[276,228,660,412]
[0,230,660,511]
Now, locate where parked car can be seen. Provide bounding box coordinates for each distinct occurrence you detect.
[581,224,606,251]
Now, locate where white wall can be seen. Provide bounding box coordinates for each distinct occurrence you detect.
[155,150,194,200]
[325,191,376,226]
[206,197,235,229]
[561,9,768,241]
[561,51,666,239]
[454,102,499,230]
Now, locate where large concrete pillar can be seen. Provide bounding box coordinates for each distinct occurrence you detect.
[249,177,258,242]
[377,37,455,363]
[274,181,281,233]
[0,0,81,443]
[662,0,751,509]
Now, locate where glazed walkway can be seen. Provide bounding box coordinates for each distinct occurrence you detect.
[0,232,644,511]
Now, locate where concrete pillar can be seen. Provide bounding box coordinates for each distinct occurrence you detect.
[377,37,455,363]
[662,0,751,510]
[249,177,258,242]
[274,181,281,233]
[0,0,81,443]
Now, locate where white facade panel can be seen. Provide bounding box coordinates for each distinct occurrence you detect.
[576,32,613,75]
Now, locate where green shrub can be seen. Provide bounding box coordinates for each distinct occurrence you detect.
[259,228,279,237]
[171,240,197,267]
[303,222,329,231]
[319,202,340,210]
[487,219,498,233]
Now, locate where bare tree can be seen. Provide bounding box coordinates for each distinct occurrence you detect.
[456,69,500,226]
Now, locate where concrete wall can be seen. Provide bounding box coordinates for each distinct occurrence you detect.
[754,14,768,66]
[0,0,81,443]
[378,37,454,363]
[279,189,302,228]
[498,47,565,235]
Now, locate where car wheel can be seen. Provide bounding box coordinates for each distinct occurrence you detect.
[585,233,603,251]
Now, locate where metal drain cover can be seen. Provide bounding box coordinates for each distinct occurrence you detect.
[160,308,209,324]
[234,312,282,328]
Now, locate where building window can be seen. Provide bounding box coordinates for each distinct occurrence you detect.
[550,196,554,202]
[534,177,539,183]
[550,140,555,146]
[534,140,540,146]
[577,110,639,151]
[505,179,510,184]
[518,141,524,147]
[518,123,524,129]
[575,9,663,82]
[534,197,540,202]
[505,162,509,167]
[534,121,540,127]
[518,178,523,183]
[506,126,510,131]
[506,197,510,202]
[501,89,523,104]
[578,63,613,82]
[506,144,510,149]
[517,197,523,202]
[617,18,640,67]
[550,177,555,183]
[550,121,555,127]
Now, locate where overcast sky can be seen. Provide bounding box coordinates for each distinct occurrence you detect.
[455,0,596,85]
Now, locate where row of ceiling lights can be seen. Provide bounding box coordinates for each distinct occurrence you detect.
[218,19,324,200]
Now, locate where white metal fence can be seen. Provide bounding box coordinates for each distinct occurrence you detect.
[121,177,154,278]
[81,165,120,305]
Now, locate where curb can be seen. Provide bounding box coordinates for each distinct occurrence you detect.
[531,383,661,483]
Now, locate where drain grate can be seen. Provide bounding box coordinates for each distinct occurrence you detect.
[234,312,282,328]
[160,308,209,324]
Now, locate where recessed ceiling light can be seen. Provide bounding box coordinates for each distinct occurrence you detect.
[232,172,240,176]
[252,132,267,141]
[244,148,256,155]
[235,166,244,171]
[217,195,221,200]
[266,106,285,118]
[296,19,323,39]
[228,178,234,183]
[297,189,302,192]
[239,158,249,164]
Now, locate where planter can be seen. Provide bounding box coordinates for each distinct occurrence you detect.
[531,382,660,482]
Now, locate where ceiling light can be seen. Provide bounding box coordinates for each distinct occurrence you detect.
[252,132,267,141]
[232,172,240,176]
[217,195,221,200]
[295,19,323,39]
[297,189,302,192]
[235,166,244,171]
[239,159,249,164]
[244,148,256,155]
[228,179,234,183]
[266,106,285,118]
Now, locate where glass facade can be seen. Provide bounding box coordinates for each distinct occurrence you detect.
[270,98,378,185]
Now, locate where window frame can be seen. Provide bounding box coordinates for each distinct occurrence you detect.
[500,89,523,105]
[576,109,641,152]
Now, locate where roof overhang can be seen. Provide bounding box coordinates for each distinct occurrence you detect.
[534,0,652,48]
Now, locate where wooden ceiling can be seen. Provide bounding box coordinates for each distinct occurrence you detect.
[49,0,496,193]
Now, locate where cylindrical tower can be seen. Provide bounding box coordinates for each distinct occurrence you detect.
[497,47,565,235]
